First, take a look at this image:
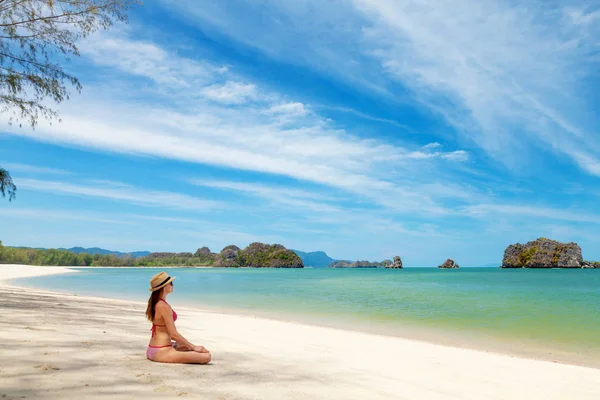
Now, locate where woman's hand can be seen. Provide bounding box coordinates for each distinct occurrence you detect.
[194,345,209,353]
[174,342,193,352]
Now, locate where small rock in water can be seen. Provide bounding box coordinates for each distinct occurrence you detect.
[384,256,403,269]
[439,259,459,269]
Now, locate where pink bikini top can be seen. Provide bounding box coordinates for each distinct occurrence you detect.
[151,298,177,337]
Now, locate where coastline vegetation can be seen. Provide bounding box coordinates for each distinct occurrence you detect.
[0,241,303,268]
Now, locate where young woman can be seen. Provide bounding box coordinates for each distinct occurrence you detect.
[146,272,211,364]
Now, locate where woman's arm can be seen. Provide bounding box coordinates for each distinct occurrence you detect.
[157,303,196,349]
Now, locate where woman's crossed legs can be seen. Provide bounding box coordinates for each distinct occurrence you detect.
[147,344,211,364]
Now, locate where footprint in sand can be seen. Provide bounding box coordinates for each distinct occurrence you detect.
[34,364,60,371]
[153,385,176,393]
[153,385,189,396]
[135,373,162,384]
[181,369,195,377]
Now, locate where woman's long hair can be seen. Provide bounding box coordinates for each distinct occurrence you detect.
[146,289,163,322]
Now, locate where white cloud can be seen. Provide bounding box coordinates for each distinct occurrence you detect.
[10,108,475,215]
[188,179,344,213]
[570,151,600,176]
[17,179,221,211]
[80,31,226,89]
[0,208,127,225]
[267,102,308,117]
[181,229,285,250]
[440,150,469,162]
[1,162,71,175]
[565,8,600,26]
[464,204,600,225]
[423,142,441,150]
[201,81,258,104]
[403,148,468,162]
[316,105,417,133]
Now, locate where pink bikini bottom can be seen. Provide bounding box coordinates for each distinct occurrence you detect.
[146,343,173,361]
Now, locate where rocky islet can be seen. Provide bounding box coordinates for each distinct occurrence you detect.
[501,238,599,268]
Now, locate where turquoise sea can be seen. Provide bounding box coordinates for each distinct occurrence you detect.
[13,267,600,368]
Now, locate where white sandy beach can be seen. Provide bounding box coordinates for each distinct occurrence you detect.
[1,264,600,400]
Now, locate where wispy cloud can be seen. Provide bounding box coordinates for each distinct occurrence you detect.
[80,33,222,87]
[188,179,345,213]
[180,229,285,249]
[404,147,468,162]
[0,208,127,225]
[315,105,418,133]
[201,81,259,104]
[17,179,221,211]
[423,142,441,150]
[564,7,600,27]
[163,0,600,177]
[267,102,308,117]
[6,29,477,217]
[1,162,71,175]
[464,204,600,225]
[353,0,600,174]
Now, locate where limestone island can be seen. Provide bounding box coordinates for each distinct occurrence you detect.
[327,255,403,269]
[386,256,403,269]
[328,260,380,268]
[501,238,600,269]
[194,243,303,268]
[438,259,459,269]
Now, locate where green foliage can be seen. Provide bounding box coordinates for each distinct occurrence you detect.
[518,246,538,266]
[223,243,303,268]
[0,242,132,266]
[136,252,216,267]
[551,244,566,265]
[0,242,304,268]
[0,167,16,201]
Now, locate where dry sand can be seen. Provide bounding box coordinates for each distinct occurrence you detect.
[1,264,599,400]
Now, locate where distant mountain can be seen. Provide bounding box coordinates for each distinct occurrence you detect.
[292,250,337,268]
[60,247,151,258]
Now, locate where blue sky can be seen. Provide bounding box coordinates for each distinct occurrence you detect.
[1,0,599,265]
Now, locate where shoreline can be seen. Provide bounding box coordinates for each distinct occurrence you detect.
[5,264,600,369]
[8,265,599,370]
[3,264,600,399]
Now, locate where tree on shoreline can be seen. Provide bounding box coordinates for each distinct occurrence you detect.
[0,168,16,201]
[0,0,140,200]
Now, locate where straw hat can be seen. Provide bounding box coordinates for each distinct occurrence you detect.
[149,271,176,292]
